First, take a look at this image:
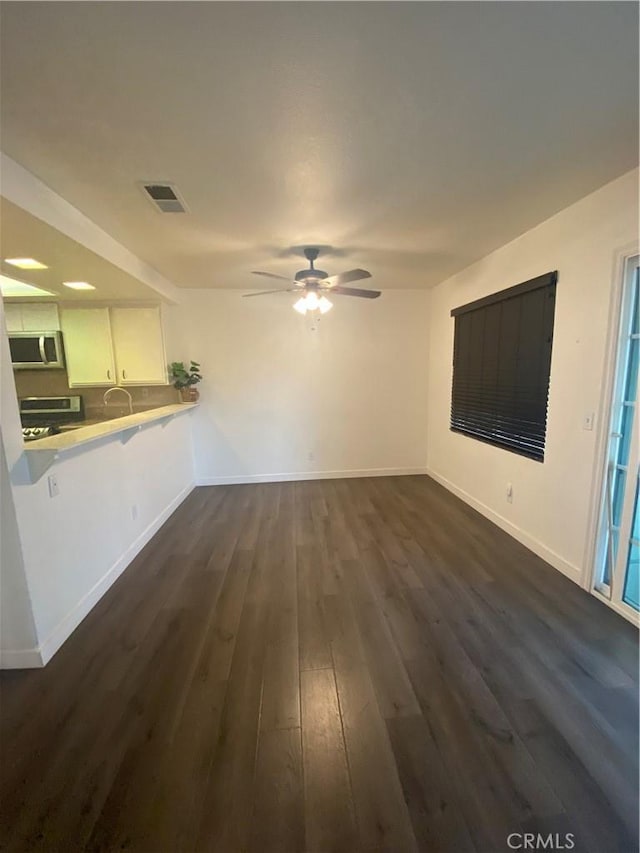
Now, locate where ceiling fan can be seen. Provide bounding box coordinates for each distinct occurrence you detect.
[244,247,380,314]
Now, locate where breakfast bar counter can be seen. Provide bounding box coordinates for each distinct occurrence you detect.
[22,403,198,481]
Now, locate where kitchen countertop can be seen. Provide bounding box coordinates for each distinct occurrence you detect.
[57,419,106,430]
[23,403,198,453]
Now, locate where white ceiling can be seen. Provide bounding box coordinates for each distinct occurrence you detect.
[0,199,164,302]
[0,2,637,291]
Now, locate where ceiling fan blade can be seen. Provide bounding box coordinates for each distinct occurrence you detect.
[323,268,372,288]
[243,288,297,297]
[328,285,381,299]
[251,270,294,282]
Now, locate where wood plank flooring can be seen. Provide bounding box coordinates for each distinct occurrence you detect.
[1,475,638,853]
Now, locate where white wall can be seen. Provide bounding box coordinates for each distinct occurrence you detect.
[1,440,39,661]
[171,289,430,483]
[427,168,639,585]
[1,301,40,663]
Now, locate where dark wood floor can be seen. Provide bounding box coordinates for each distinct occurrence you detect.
[1,476,638,853]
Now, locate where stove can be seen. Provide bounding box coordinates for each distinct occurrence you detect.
[19,395,85,442]
[22,425,62,442]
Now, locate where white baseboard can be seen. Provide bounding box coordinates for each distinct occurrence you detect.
[427,468,584,586]
[30,482,195,668]
[0,647,44,669]
[197,467,428,486]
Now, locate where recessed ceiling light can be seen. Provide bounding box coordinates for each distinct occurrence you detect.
[4,257,49,270]
[0,274,55,298]
[62,281,96,291]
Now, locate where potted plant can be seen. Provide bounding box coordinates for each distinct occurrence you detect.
[169,360,202,402]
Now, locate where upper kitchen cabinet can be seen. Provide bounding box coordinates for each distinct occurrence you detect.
[60,307,116,386]
[5,302,60,332]
[110,307,166,385]
[60,305,167,387]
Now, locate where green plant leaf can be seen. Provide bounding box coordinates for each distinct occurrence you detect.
[169,359,202,388]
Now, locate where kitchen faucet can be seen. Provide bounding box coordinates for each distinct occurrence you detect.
[103,385,134,416]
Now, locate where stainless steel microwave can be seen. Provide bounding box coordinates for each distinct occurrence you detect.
[9,331,65,370]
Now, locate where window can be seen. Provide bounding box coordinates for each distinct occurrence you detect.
[450,271,557,462]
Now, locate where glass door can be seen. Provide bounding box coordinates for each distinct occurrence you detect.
[593,255,639,620]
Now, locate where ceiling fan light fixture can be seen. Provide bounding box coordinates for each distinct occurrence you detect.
[293,291,333,316]
[293,296,308,315]
[305,291,319,310]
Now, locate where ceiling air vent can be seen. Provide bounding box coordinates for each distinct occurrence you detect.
[140,182,188,213]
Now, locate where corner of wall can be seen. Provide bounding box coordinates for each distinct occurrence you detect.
[0,303,41,664]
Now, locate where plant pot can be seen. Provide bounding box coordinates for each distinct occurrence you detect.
[180,386,200,403]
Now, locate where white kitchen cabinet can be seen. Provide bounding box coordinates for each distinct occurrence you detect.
[59,305,167,387]
[60,307,116,386]
[3,303,23,332]
[110,307,167,385]
[21,303,60,331]
[4,302,60,332]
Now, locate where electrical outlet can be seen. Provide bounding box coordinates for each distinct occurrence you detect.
[141,388,149,399]
[308,451,314,463]
[48,474,60,498]
[131,504,138,521]
[583,411,595,431]
[506,482,513,504]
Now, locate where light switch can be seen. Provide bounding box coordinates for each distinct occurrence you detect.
[583,412,595,431]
